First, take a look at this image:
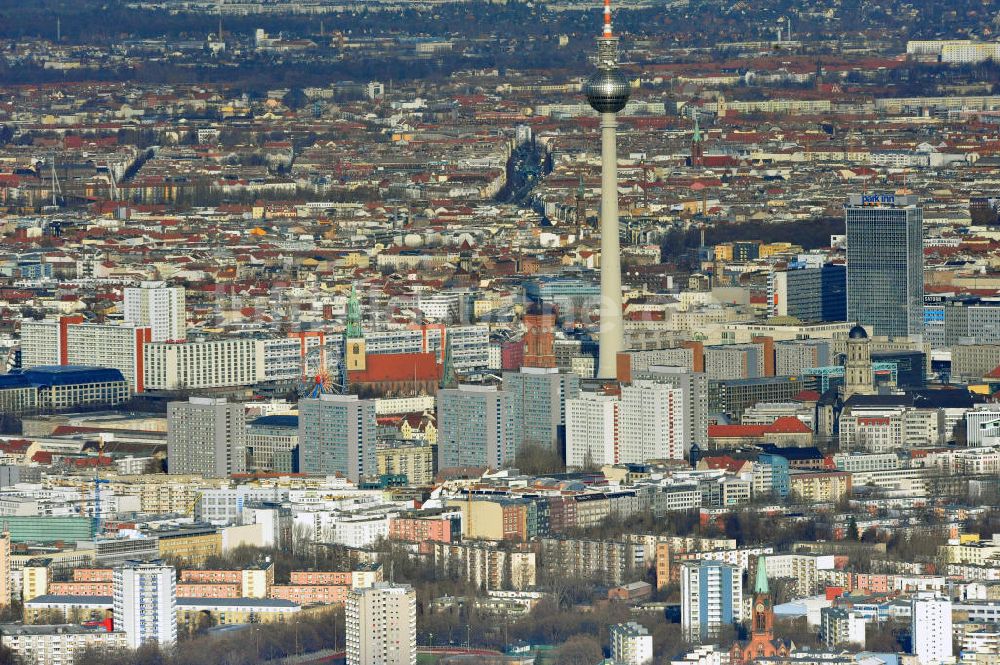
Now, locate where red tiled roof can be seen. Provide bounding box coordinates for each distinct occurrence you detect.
[348,352,441,383]
[708,424,767,438]
[794,390,821,402]
[708,416,811,438]
[767,416,812,434]
[701,455,747,472]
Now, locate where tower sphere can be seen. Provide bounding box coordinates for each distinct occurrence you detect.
[584,69,630,113]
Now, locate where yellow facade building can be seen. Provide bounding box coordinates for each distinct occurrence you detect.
[155,528,222,565]
[376,443,436,485]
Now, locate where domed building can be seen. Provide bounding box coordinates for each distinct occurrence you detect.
[843,324,874,399]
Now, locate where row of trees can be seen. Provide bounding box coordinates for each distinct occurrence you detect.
[659,217,845,266]
[69,609,343,665]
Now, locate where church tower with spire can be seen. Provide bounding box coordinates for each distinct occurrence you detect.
[750,557,774,640]
[344,285,366,372]
[731,556,792,665]
[691,112,705,167]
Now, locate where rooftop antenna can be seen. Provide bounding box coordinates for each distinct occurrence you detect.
[56,17,61,42]
[602,0,613,38]
[218,0,223,40]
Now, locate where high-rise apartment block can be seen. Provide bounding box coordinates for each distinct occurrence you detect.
[911,592,953,665]
[124,281,186,342]
[0,527,9,608]
[298,394,376,482]
[167,397,247,477]
[437,385,515,470]
[113,562,177,649]
[620,380,685,461]
[846,194,924,338]
[566,380,686,467]
[610,622,654,665]
[345,583,416,665]
[631,365,708,450]
[681,560,742,642]
[502,367,580,454]
[19,317,152,393]
[566,391,619,468]
[143,338,264,391]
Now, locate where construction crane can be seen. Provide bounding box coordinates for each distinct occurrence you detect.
[49,156,62,207]
[187,491,202,518]
[92,437,110,537]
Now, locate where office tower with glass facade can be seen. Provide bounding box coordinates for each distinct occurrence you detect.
[845,194,924,338]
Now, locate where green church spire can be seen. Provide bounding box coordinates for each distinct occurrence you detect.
[345,284,363,339]
[754,555,770,595]
[693,112,703,143]
[440,336,457,390]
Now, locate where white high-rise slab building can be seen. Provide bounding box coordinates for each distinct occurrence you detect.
[566,392,619,469]
[346,583,416,665]
[566,380,685,467]
[124,281,186,342]
[113,562,177,649]
[911,592,952,665]
[620,380,685,462]
[19,318,151,393]
[681,560,742,643]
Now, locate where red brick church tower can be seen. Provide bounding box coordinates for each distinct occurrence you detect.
[731,556,793,664]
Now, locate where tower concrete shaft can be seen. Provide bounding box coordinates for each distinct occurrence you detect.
[597,111,624,379]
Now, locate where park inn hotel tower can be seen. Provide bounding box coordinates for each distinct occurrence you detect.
[845,193,924,339]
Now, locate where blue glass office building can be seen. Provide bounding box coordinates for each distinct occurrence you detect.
[845,193,924,338]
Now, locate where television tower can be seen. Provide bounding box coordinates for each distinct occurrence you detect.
[583,0,630,379]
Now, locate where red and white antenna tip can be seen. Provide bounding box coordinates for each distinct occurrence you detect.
[603,0,613,37]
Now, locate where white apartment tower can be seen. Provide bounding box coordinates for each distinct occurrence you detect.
[681,560,743,643]
[346,583,416,665]
[124,281,186,342]
[566,392,619,469]
[113,562,177,649]
[620,380,685,462]
[911,592,953,665]
[610,622,654,665]
[167,397,247,477]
